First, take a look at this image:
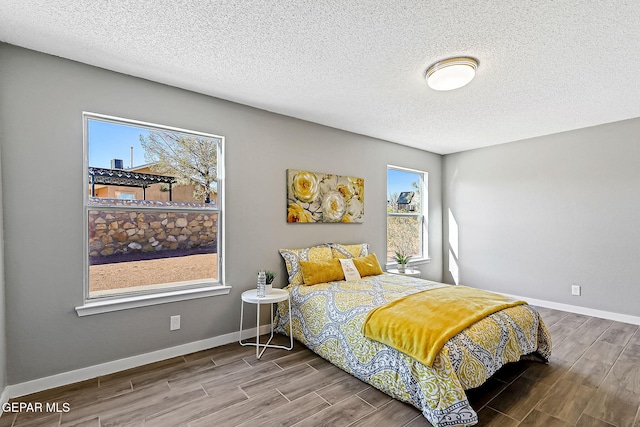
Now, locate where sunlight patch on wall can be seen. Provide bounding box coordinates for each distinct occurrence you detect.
[448,209,460,285]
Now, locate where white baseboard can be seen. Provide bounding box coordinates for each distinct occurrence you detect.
[502,293,640,325]
[0,386,9,412]
[1,325,272,403]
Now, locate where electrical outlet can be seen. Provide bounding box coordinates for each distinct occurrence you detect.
[170,315,181,331]
[571,285,581,296]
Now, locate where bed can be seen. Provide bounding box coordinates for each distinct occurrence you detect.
[274,244,552,427]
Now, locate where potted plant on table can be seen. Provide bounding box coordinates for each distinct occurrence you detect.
[258,270,276,295]
[394,251,412,274]
[264,270,276,294]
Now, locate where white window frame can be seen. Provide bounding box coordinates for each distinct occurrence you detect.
[76,112,229,316]
[386,165,429,268]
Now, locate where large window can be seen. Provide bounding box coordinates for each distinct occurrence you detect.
[387,166,428,264]
[81,113,224,312]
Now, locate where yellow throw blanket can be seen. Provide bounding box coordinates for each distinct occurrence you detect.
[362,285,526,367]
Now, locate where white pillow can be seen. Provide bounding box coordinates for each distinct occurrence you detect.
[339,258,361,281]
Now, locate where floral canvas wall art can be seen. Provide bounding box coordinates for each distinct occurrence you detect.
[287,169,364,223]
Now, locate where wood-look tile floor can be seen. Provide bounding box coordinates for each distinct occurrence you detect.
[2,307,639,427]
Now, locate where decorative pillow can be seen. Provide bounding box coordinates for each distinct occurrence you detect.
[331,243,369,259]
[279,245,333,286]
[339,258,362,281]
[299,259,345,285]
[352,253,384,277]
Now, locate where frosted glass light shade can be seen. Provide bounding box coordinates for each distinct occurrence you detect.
[426,57,478,91]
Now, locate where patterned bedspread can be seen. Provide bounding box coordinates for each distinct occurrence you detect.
[274,273,551,427]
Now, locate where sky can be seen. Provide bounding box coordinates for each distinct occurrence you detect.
[88,119,150,168]
[387,168,420,201]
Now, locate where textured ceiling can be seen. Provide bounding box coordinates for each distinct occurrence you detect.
[1,1,640,154]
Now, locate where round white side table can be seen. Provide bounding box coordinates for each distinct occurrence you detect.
[387,268,421,278]
[239,288,293,359]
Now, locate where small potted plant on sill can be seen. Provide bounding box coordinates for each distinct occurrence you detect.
[394,251,412,274]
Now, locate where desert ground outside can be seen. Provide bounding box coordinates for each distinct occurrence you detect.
[89,253,218,295]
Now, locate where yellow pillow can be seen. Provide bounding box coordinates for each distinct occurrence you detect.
[331,243,369,259]
[352,253,384,277]
[299,259,345,285]
[279,245,333,286]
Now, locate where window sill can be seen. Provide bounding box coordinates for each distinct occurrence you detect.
[386,258,431,269]
[75,285,231,316]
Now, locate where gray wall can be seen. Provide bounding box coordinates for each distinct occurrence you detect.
[0,43,443,384]
[0,151,6,394]
[443,118,640,317]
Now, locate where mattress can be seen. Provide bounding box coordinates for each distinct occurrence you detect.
[274,273,551,427]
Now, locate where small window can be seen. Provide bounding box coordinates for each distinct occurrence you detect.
[387,166,428,263]
[84,113,223,300]
[115,191,136,200]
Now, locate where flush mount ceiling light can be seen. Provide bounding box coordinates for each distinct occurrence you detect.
[426,57,478,91]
